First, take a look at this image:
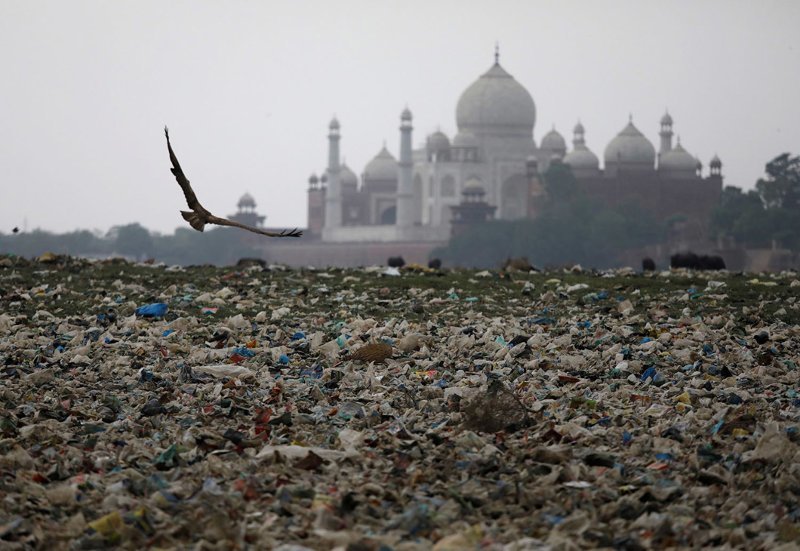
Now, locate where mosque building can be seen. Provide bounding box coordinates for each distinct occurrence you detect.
[305,50,723,246]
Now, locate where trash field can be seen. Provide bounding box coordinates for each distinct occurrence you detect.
[1,254,799,550]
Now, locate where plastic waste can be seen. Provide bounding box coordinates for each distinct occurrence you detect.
[135,302,168,317]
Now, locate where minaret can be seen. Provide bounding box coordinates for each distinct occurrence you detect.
[323,117,342,232]
[307,173,324,236]
[396,107,414,228]
[659,111,673,154]
[573,121,586,148]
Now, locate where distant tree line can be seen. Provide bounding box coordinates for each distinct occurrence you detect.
[711,153,800,250]
[434,152,800,269]
[0,224,262,266]
[433,162,666,269]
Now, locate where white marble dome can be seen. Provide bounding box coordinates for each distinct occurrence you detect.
[456,62,535,137]
[339,163,358,188]
[426,131,451,153]
[363,147,398,181]
[604,121,656,167]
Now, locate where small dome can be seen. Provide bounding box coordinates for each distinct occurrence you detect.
[541,127,567,153]
[364,147,398,181]
[329,117,340,130]
[604,120,656,167]
[427,130,451,153]
[710,154,722,168]
[660,111,673,125]
[456,62,536,137]
[563,146,600,170]
[462,181,486,196]
[452,131,479,148]
[237,193,256,208]
[340,163,358,188]
[659,141,696,172]
[695,157,703,171]
[401,107,412,121]
[308,173,319,185]
[574,121,585,134]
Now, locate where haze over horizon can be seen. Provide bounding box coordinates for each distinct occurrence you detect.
[2,0,799,236]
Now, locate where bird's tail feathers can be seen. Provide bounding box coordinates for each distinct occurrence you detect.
[181,211,206,232]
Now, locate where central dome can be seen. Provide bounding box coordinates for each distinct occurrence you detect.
[456,62,536,137]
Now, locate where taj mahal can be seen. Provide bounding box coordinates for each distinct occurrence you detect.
[296,49,723,254]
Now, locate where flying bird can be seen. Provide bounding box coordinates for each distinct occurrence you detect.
[164,127,301,238]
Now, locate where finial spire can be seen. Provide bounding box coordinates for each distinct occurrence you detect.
[628,113,633,123]
[494,42,499,64]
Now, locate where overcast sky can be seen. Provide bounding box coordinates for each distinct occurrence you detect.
[1,0,799,235]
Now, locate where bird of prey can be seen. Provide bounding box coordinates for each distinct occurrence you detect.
[12,227,19,234]
[164,127,301,238]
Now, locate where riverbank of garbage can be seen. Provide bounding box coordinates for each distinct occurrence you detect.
[1,254,798,549]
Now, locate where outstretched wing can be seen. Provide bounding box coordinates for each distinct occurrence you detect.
[165,126,302,238]
[207,214,302,238]
[164,126,203,212]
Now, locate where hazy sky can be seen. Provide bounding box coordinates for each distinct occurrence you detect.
[2,0,799,235]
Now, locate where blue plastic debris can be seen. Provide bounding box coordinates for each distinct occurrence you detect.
[232,347,256,358]
[530,317,556,326]
[622,431,633,444]
[290,331,306,341]
[641,366,658,382]
[162,329,175,337]
[278,354,290,365]
[135,303,168,318]
[299,364,323,379]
